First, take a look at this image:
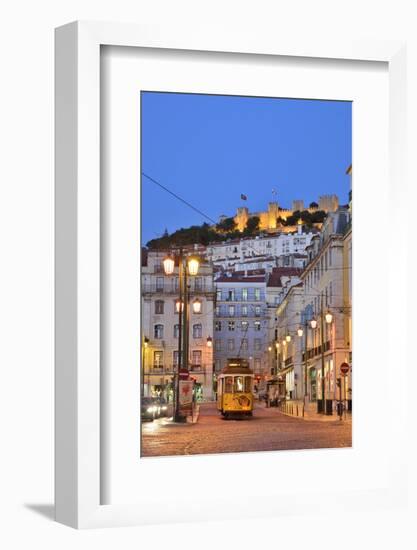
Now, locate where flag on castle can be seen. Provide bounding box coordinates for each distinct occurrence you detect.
[240,193,247,201]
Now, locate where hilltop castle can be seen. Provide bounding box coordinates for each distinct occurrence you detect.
[220,195,339,233]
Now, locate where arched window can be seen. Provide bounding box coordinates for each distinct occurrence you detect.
[154,324,164,339]
[192,323,202,338]
[173,324,180,338]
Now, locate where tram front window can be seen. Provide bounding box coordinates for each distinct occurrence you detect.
[225,377,233,393]
[234,376,244,392]
[244,376,252,392]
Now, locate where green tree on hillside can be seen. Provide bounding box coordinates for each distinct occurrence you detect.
[216,217,237,232]
[243,216,260,236]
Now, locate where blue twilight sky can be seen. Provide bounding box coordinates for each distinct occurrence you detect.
[141,92,352,246]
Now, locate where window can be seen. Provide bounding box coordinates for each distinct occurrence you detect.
[241,338,248,351]
[215,339,222,351]
[244,376,252,392]
[156,277,164,291]
[215,321,222,331]
[228,305,235,317]
[173,324,180,338]
[241,305,248,317]
[191,350,202,368]
[241,321,248,331]
[329,282,333,304]
[154,324,164,339]
[254,288,261,301]
[225,376,233,393]
[254,321,261,331]
[242,288,248,301]
[153,351,163,368]
[254,338,261,350]
[227,289,235,301]
[173,350,179,367]
[215,306,220,316]
[228,321,235,331]
[255,306,261,317]
[329,247,332,266]
[195,277,202,290]
[227,339,235,351]
[154,300,164,314]
[216,289,222,301]
[193,323,202,338]
[254,358,261,372]
[234,376,244,392]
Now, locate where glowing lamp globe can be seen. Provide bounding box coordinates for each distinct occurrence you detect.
[163,255,175,275]
[325,311,333,324]
[187,257,199,276]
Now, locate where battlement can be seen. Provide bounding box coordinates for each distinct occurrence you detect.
[232,196,338,233]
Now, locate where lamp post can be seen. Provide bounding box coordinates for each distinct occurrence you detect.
[297,324,309,405]
[141,336,149,397]
[163,250,200,422]
[310,299,333,414]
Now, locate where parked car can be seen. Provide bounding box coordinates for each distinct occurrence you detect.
[141,397,158,422]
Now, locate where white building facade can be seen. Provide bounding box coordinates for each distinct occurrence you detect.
[141,251,215,401]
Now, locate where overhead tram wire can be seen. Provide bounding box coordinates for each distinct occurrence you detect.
[142,172,217,225]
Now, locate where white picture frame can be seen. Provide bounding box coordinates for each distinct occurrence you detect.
[55,21,407,529]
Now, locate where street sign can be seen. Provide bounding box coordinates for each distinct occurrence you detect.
[340,362,350,376]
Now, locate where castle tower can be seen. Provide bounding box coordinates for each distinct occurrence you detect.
[267,202,279,229]
[292,199,304,212]
[235,207,249,232]
[318,194,339,212]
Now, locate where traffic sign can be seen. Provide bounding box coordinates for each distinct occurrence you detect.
[340,362,350,376]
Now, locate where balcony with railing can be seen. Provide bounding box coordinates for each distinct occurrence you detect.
[301,340,331,361]
[144,364,212,375]
[142,282,215,295]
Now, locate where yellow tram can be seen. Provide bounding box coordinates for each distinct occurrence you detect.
[217,358,254,418]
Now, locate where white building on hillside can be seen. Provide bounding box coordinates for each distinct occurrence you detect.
[205,227,313,271]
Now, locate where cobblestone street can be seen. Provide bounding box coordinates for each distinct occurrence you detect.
[141,401,352,457]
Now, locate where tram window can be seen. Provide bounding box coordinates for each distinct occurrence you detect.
[234,376,244,392]
[225,377,233,393]
[244,376,252,392]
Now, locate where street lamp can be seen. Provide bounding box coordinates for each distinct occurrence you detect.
[192,298,202,314]
[286,334,291,343]
[187,257,200,276]
[142,336,149,398]
[310,303,333,414]
[163,255,175,275]
[297,326,304,337]
[206,336,212,347]
[163,250,200,422]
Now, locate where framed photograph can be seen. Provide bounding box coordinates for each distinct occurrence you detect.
[55,21,407,528]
